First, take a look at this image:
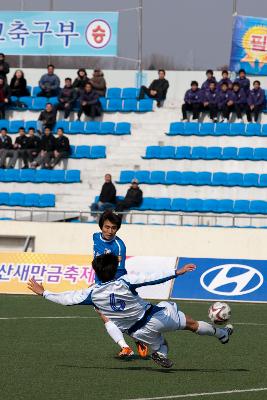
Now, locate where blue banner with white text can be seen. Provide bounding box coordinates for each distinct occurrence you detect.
[171,257,266,303]
[0,11,118,56]
[230,15,267,75]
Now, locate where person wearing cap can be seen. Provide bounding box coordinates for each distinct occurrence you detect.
[91,174,117,214]
[115,179,143,212]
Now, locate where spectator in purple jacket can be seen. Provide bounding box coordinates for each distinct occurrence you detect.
[77,82,102,120]
[232,82,250,122]
[247,80,266,123]
[234,69,250,95]
[217,83,235,122]
[201,69,217,92]
[203,82,219,122]
[181,81,203,121]
[218,70,232,90]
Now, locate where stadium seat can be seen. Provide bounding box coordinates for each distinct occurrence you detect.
[159,146,176,159]
[250,200,267,214]
[175,146,191,159]
[99,97,107,111]
[19,96,33,109]
[115,122,131,135]
[84,121,101,134]
[186,198,203,212]
[202,199,218,212]
[184,122,199,135]
[35,170,51,183]
[4,169,21,182]
[181,171,198,185]
[100,122,116,134]
[243,173,259,187]
[9,192,25,206]
[199,123,214,136]
[230,123,245,136]
[106,88,122,99]
[90,146,106,159]
[107,99,123,112]
[165,171,182,185]
[26,85,32,95]
[48,97,58,106]
[138,197,155,210]
[233,200,250,214]
[227,173,244,187]
[261,124,267,136]
[39,194,56,207]
[138,99,153,112]
[0,120,9,130]
[221,147,238,160]
[214,123,230,136]
[259,174,267,187]
[50,170,65,183]
[254,148,267,161]
[24,120,38,131]
[217,199,234,213]
[168,122,185,135]
[9,120,24,133]
[171,198,187,212]
[24,193,40,207]
[69,121,85,134]
[206,147,222,160]
[32,86,41,96]
[31,97,47,110]
[0,192,10,205]
[55,120,69,133]
[135,170,150,184]
[123,99,138,112]
[212,172,228,186]
[122,88,138,99]
[196,172,212,185]
[20,169,36,183]
[246,123,261,136]
[150,171,166,184]
[118,170,135,184]
[153,198,172,211]
[65,170,81,183]
[75,145,91,159]
[191,146,207,159]
[0,169,6,181]
[143,146,161,159]
[238,147,254,160]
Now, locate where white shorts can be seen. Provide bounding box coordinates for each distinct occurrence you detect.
[131,301,186,352]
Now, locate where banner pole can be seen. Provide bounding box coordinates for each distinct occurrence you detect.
[233,0,237,16]
[137,0,143,87]
[19,0,24,68]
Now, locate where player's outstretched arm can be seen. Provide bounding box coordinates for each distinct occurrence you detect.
[176,263,196,276]
[28,277,45,295]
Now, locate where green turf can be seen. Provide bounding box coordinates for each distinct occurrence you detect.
[0,295,267,400]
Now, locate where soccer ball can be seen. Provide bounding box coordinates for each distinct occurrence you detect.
[208,302,231,324]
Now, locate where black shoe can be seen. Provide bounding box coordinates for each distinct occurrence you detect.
[151,352,173,368]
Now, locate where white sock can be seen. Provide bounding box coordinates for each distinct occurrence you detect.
[104,321,129,348]
[196,321,225,338]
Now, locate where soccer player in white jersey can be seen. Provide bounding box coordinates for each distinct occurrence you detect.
[28,254,234,368]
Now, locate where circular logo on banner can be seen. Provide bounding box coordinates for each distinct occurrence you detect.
[200,264,263,296]
[85,19,112,49]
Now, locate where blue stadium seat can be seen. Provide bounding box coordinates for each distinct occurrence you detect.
[31,97,47,110]
[159,146,176,159]
[100,122,116,134]
[24,120,38,131]
[26,85,32,96]
[175,146,191,159]
[65,170,81,183]
[90,146,106,159]
[32,86,41,96]
[259,174,267,187]
[118,170,135,184]
[84,121,101,134]
[19,96,33,109]
[69,145,76,157]
[181,171,198,185]
[20,169,36,183]
[123,99,138,112]
[0,120,9,130]
[150,171,166,184]
[199,123,214,136]
[107,99,123,112]
[106,88,122,99]
[165,171,182,185]
[246,123,261,136]
[135,170,150,184]
[250,200,267,214]
[69,121,85,134]
[233,200,250,214]
[75,145,91,159]
[214,123,230,136]
[39,194,56,207]
[24,193,40,207]
[0,192,10,205]
[254,148,267,161]
[143,146,161,159]
[243,173,259,187]
[0,169,6,181]
[230,123,245,136]
[186,198,203,212]
[221,147,238,160]
[4,169,21,182]
[50,170,65,183]
[261,124,267,137]
[122,88,138,99]
[196,172,212,185]
[35,170,51,183]
[99,97,107,111]
[191,146,207,159]
[212,172,228,186]
[9,192,25,206]
[227,173,244,186]
[9,120,24,133]
[202,199,219,212]
[115,122,131,135]
[184,122,200,135]
[206,147,222,160]
[171,198,187,211]
[55,120,69,133]
[238,147,254,160]
[153,198,172,211]
[168,122,185,136]
[138,99,153,112]
[138,197,155,210]
[217,199,234,213]
[48,97,58,106]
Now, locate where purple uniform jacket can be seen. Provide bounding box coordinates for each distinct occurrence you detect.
[232,88,247,105]
[184,89,203,104]
[201,77,217,92]
[217,78,232,88]
[247,88,266,107]
[204,89,220,105]
[217,90,234,109]
[234,77,250,94]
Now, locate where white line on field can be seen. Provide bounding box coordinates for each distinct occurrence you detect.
[122,387,267,400]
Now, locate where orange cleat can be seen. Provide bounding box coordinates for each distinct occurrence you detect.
[136,341,149,357]
[118,347,134,358]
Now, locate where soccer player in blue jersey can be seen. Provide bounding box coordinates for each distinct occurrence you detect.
[28,254,233,368]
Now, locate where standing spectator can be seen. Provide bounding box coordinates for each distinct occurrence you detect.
[203,82,219,122]
[234,69,250,95]
[57,78,77,119]
[10,70,30,97]
[73,68,90,94]
[46,128,70,169]
[0,77,10,119]
[217,83,235,123]
[7,127,28,169]
[31,127,56,169]
[25,128,41,168]
[0,53,10,82]
[115,179,143,212]
[181,81,203,121]
[91,174,117,214]
[77,82,102,120]
[0,128,12,168]
[218,70,232,90]
[139,69,169,107]
[38,64,60,98]
[90,69,107,97]
[232,82,250,122]
[37,103,57,133]
[201,69,217,92]
[247,80,266,123]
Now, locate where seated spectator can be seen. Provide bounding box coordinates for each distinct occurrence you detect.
[38,64,60,98]
[91,174,116,214]
[90,69,107,97]
[0,53,10,82]
[25,128,41,168]
[115,179,143,212]
[57,78,77,119]
[201,69,217,92]
[31,127,56,169]
[139,69,169,107]
[10,70,30,98]
[218,70,232,90]
[0,77,10,119]
[7,127,28,169]
[0,128,12,168]
[203,81,219,122]
[181,81,203,121]
[247,80,266,123]
[77,82,102,120]
[37,102,57,133]
[217,83,235,122]
[234,69,250,95]
[73,68,90,94]
[232,82,250,122]
[46,128,70,169]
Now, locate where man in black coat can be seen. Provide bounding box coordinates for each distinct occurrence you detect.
[91,174,117,213]
[38,103,57,133]
[77,82,102,120]
[0,128,13,168]
[46,128,70,169]
[25,128,41,168]
[138,69,169,107]
[115,179,143,212]
[7,127,29,168]
[57,78,77,119]
[31,127,56,168]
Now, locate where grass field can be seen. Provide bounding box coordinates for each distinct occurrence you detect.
[1,294,267,400]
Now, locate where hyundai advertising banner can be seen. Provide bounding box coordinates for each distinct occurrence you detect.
[0,11,118,56]
[230,15,267,75]
[171,257,266,303]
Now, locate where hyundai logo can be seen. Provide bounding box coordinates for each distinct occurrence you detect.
[200,264,263,296]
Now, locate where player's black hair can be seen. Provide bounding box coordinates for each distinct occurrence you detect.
[47,64,55,69]
[98,210,122,231]
[206,69,213,75]
[0,127,7,132]
[92,253,119,282]
[222,70,228,75]
[221,82,228,87]
[238,69,246,74]
[233,82,240,88]
[65,77,72,81]
[191,80,198,86]
[158,69,166,75]
[253,80,260,85]
[28,127,35,132]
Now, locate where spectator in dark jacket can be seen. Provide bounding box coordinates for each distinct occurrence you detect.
[181,81,203,121]
[116,179,143,212]
[247,80,266,123]
[38,103,57,133]
[0,77,10,119]
[57,78,77,119]
[77,82,102,120]
[201,69,217,92]
[90,69,107,97]
[91,174,117,214]
[25,128,41,168]
[46,128,70,168]
[73,68,90,94]
[10,70,30,97]
[38,64,60,98]
[7,127,29,168]
[139,69,169,107]
[31,127,56,168]
[232,82,250,122]
[234,69,250,95]
[203,81,220,122]
[0,128,13,168]
[218,70,232,90]
[217,83,235,122]
[0,53,10,82]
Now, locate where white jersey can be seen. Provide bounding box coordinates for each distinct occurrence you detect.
[43,269,176,333]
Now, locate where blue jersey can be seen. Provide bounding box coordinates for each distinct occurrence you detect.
[93,232,127,282]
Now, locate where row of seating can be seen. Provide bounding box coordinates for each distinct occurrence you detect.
[117,170,267,187]
[166,122,267,137]
[70,145,106,159]
[0,169,80,183]
[0,192,55,207]
[143,146,267,161]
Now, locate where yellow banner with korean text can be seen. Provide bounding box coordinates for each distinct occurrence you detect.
[0,252,94,294]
